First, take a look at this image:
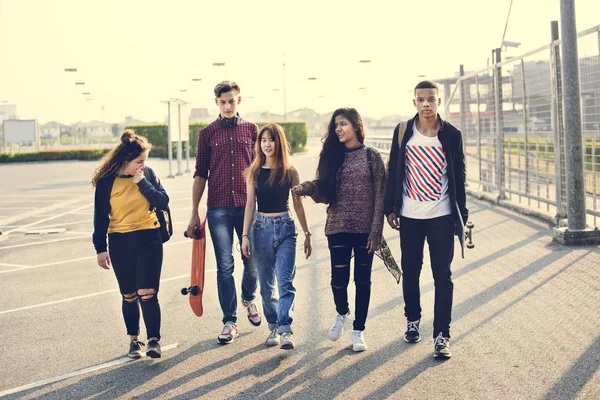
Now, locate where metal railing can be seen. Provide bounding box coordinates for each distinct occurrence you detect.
[368,23,600,227]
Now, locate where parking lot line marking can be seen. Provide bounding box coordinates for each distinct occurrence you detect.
[0,262,31,268]
[3,201,93,236]
[0,239,189,273]
[0,271,208,315]
[0,197,89,228]
[0,343,180,397]
[0,235,90,252]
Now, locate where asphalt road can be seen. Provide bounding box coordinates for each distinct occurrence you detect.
[0,141,599,399]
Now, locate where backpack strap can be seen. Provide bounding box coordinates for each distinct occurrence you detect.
[397,121,408,149]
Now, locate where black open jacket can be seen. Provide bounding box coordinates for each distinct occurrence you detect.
[92,167,169,254]
[384,113,468,226]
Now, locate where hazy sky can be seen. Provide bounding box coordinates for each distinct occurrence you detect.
[1,0,599,124]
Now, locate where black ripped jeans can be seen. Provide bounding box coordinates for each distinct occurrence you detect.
[108,228,163,340]
[327,233,374,331]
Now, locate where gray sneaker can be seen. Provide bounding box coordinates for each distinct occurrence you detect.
[433,333,451,359]
[266,328,280,346]
[128,340,145,359]
[280,332,295,350]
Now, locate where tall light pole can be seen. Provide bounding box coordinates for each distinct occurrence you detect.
[64,68,79,145]
[359,59,371,116]
[282,54,288,121]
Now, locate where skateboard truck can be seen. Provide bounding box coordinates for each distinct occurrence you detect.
[181,285,199,296]
[465,221,475,249]
[184,226,201,240]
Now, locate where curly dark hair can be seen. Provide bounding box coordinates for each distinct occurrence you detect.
[91,129,151,186]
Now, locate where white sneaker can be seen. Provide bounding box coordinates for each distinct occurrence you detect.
[280,332,295,350]
[328,311,349,341]
[352,330,367,352]
[266,328,280,346]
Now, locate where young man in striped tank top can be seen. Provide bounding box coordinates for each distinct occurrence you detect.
[384,81,468,359]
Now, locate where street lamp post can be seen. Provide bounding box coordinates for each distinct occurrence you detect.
[359,60,371,116]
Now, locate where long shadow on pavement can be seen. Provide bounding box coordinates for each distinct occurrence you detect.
[253,235,570,399]
[16,337,256,400]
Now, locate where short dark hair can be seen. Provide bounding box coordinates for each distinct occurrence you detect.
[414,80,439,95]
[214,81,240,98]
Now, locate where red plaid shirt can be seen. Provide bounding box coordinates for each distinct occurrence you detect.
[194,118,258,208]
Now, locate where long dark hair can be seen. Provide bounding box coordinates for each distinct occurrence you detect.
[91,129,151,186]
[316,108,365,203]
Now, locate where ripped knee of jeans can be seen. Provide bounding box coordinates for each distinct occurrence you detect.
[122,292,138,303]
[138,288,158,302]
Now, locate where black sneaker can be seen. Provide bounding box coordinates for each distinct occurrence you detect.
[404,320,421,343]
[433,333,451,359]
[146,338,162,358]
[128,340,145,359]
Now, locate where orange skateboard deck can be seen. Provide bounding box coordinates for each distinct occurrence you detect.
[181,208,207,317]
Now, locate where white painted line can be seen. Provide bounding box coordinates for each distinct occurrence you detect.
[0,235,90,251]
[0,343,180,397]
[0,207,34,210]
[3,202,93,236]
[0,196,89,228]
[41,220,92,229]
[0,271,212,315]
[0,239,190,273]
[0,262,31,268]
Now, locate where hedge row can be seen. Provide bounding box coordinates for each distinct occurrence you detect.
[127,121,308,158]
[0,149,110,163]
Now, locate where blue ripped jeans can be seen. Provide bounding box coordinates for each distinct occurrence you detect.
[250,212,297,334]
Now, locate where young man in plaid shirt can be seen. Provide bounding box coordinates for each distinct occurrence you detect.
[188,81,261,344]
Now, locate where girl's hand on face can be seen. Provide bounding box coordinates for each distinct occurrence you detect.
[241,236,251,258]
[133,168,144,183]
[304,235,312,259]
[97,252,111,269]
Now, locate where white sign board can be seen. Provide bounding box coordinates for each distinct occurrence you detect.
[3,119,38,145]
[178,103,189,141]
[168,102,180,143]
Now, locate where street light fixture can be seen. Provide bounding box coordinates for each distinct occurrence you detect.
[359,60,371,64]
[179,89,187,92]
[213,62,225,67]
[75,82,85,85]
[308,77,317,81]
[191,78,202,81]
[64,68,77,72]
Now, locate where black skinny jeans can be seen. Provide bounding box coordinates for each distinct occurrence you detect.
[399,214,455,338]
[108,228,163,340]
[327,233,374,331]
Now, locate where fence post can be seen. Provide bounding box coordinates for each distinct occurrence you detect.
[550,21,566,219]
[521,59,530,202]
[476,74,482,184]
[559,0,586,230]
[459,64,466,137]
[494,47,506,201]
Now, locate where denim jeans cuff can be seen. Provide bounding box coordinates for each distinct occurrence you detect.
[268,322,279,331]
[278,325,293,334]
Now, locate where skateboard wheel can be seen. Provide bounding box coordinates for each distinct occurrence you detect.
[466,221,474,229]
[467,243,475,249]
[190,286,199,296]
[180,288,188,295]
